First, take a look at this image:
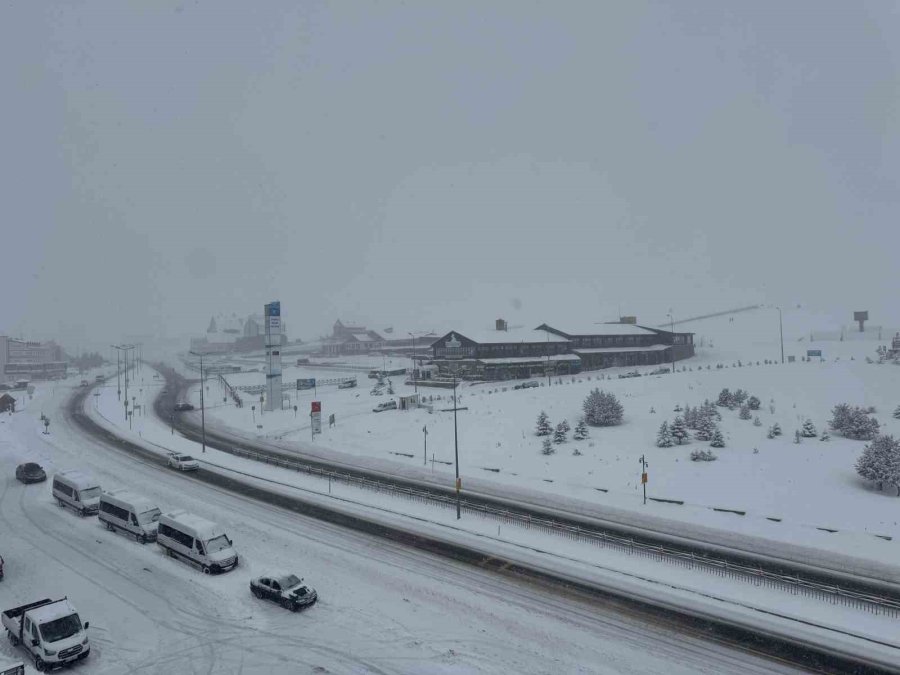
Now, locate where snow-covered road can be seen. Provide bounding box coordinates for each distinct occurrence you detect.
[0,380,802,674]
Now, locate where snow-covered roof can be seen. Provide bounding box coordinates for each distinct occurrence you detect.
[27,599,79,626]
[451,326,569,345]
[542,322,658,337]
[476,354,581,365]
[351,332,376,342]
[573,344,670,354]
[162,510,225,541]
[102,489,158,514]
[55,470,99,490]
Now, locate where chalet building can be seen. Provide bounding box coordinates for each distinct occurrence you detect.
[322,320,438,357]
[429,318,693,381]
[0,336,67,382]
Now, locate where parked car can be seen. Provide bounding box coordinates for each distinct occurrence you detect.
[173,403,195,412]
[250,574,317,611]
[80,380,89,387]
[514,381,539,390]
[167,454,199,471]
[618,371,642,379]
[338,379,356,389]
[372,400,397,413]
[648,367,671,375]
[15,463,46,484]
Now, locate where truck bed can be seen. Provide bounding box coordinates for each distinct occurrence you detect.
[1,598,53,634]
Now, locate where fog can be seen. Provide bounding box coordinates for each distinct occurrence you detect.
[3,1,899,350]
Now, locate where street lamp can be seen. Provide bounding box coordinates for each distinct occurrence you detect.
[775,306,784,364]
[407,332,419,394]
[189,350,208,453]
[666,312,675,374]
[452,369,461,520]
[111,344,135,418]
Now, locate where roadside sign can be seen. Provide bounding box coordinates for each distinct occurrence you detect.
[311,401,321,413]
[641,472,648,484]
[311,401,322,437]
[297,378,316,390]
[807,349,822,357]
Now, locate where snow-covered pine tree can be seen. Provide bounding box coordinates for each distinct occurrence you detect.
[753,416,762,427]
[535,411,552,436]
[670,416,689,445]
[710,427,725,448]
[855,435,900,492]
[573,418,588,440]
[739,404,751,420]
[801,419,817,437]
[582,389,624,426]
[656,421,674,448]
[819,429,830,441]
[732,389,748,406]
[772,422,782,436]
[894,404,900,420]
[717,388,732,407]
[560,418,571,434]
[553,422,567,444]
[793,430,801,444]
[541,437,554,455]
[694,415,713,441]
[747,395,761,410]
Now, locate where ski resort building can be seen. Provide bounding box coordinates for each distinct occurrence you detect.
[429,319,694,381]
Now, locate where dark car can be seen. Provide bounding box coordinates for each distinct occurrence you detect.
[514,381,539,390]
[250,574,317,611]
[15,463,47,484]
[173,403,195,412]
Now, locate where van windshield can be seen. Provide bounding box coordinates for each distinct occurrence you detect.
[206,534,231,553]
[137,508,161,525]
[80,487,101,501]
[40,613,82,643]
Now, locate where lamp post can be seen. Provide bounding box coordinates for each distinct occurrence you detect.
[111,344,135,417]
[189,350,207,453]
[452,370,461,520]
[666,312,675,374]
[775,306,784,364]
[407,332,419,394]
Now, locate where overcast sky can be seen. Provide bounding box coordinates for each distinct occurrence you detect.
[2,1,899,349]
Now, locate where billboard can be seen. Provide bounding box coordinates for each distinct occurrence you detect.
[807,349,822,357]
[310,401,322,436]
[297,378,316,390]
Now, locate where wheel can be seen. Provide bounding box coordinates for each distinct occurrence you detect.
[166,548,175,558]
[57,498,64,507]
[138,534,147,544]
[34,655,45,672]
[290,602,300,613]
[79,508,86,517]
[252,587,263,599]
[8,630,18,646]
[280,597,292,610]
[202,566,211,575]
[106,522,114,531]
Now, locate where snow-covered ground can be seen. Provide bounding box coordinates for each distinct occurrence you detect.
[80,362,900,669]
[188,308,900,568]
[1,373,809,674]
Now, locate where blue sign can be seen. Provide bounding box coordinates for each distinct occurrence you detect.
[807,349,822,357]
[265,301,281,317]
[297,378,316,390]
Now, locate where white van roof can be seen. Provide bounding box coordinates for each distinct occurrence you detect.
[55,470,100,491]
[101,489,158,514]
[160,510,225,541]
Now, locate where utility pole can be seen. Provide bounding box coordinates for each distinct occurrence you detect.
[777,306,784,364]
[111,344,135,417]
[667,312,675,374]
[639,455,649,505]
[189,350,207,453]
[453,372,461,520]
[423,424,428,466]
[408,332,419,394]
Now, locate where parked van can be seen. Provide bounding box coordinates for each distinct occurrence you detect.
[52,471,101,516]
[99,490,161,544]
[156,511,238,574]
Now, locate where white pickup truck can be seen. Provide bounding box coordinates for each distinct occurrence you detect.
[2,598,90,671]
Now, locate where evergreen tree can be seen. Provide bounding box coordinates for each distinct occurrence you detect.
[766,426,776,439]
[559,418,571,434]
[856,435,900,494]
[819,430,830,441]
[793,430,802,444]
[691,449,718,462]
[582,389,624,427]
[541,437,554,455]
[710,427,725,448]
[747,395,761,410]
[894,404,900,420]
[732,389,748,406]
[656,421,674,448]
[553,422,568,444]
[753,416,762,427]
[573,418,588,441]
[739,404,752,420]
[801,419,817,438]
[771,422,782,436]
[670,416,690,445]
[717,388,732,407]
[694,415,713,441]
[535,411,552,437]
[829,403,879,440]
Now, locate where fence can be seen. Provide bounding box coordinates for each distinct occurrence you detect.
[212,439,900,618]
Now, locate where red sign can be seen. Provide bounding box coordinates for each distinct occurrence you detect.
[311,401,321,413]
[641,472,648,484]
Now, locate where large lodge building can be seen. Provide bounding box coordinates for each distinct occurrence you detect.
[428,319,694,381]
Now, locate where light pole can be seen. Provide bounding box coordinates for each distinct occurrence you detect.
[639,455,649,505]
[776,306,784,364]
[666,312,675,374]
[111,344,135,417]
[407,332,419,394]
[452,370,461,520]
[189,350,207,453]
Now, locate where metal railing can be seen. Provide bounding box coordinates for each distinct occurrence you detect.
[214,440,900,618]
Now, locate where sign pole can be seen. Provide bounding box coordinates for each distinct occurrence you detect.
[423,425,428,465]
[639,454,649,505]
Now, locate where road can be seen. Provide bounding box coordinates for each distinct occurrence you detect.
[0,380,807,674]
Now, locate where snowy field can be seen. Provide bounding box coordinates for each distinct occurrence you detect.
[0,372,811,674]
[189,308,900,568]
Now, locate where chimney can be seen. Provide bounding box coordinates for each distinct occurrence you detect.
[496,318,508,331]
[619,316,637,324]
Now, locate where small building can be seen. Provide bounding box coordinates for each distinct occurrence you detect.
[0,393,16,413]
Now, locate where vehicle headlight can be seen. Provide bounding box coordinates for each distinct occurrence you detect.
[82,636,89,645]
[44,648,57,656]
